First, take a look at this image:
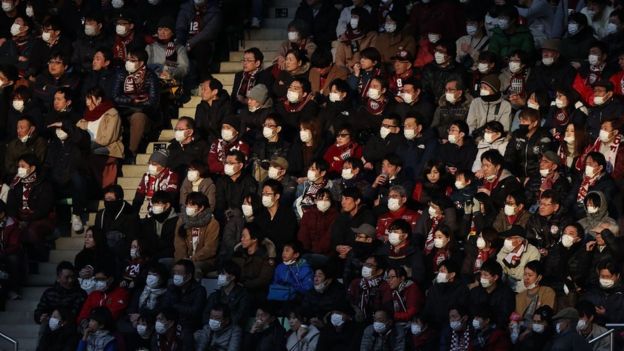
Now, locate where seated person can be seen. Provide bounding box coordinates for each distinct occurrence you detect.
[125,311,155,351]
[383,220,425,284]
[294,158,340,219]
[268,241,314,302]
[298,189,338,258]
[205,261,251,327]
[285,307,321,351]
[27,17,72,79]
[470,306,512,350]
[179,160,215,212]
[34,261,86,327]
[80,48,116,100]
[152,308,184,350]
[194,304,243,351]
[146,16,190,83]
[214,150,258,223]
[231,47,273,113]
[515,260,556,324]
[301,265,349,323]
[493,191,532,233]
[141,191,178,264]
[347,254,392,323]
[207,114,250,175]
[360,309,405,351]
[76,265,129,330]
[4,116,46,179]
[422,260,469,329]
[362,115,405,173]
[323,124,363,178]
[6,86,43,141]
[468,259,516,327]
[126,262,168,325]
[36,307,79,351]
[386,266,424,323]
[74,228,112,295]
[254,179,298,254]
[77,307,119,351]
[250,113,291,183]
[243,303,287,351]
[167,117,209,178]
[376,185,420,241]
[32,52,79,114]
[132,149,179,213]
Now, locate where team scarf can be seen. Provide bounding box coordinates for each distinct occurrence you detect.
[123,65,147,95]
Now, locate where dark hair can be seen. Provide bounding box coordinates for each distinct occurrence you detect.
[43,16,62,31]
[86,86,106,100]
[55,87,72,101]
[186,192,209,209]
[89,306,114,331]
[0,64,18,82]
[244,47,264,63]
[226,150,246,164]
[367,254,388,272]
[291,77,312,94]
[94,47,113,63]
[315,188,332,201]
[350,7,374,32]
[497,4,519,20]
[576,300,596,319]
[18,153,40,170]
[220,260,241,282]
[204,78,223,92]
[383,153,403,167]
[439,259,459,274]
[286,49,309,65]
[519,108,541,122]
[13,85,32,100]
[478,51,497,64]
[597,260,621,275]
[483,121,505,135]
[211,303,231,320]
[159,307,179,322]
[330,78,350,94]
[534,305,554,322]
[264,113,283,127]
[128,49,148,63]
[569,11,589,27]
[539,189,560,205]
[456,170,475,184]
[507,190,526,207]
[188,160,209,178]
[344,157,363,171]
[563,223,585,237]
[383,114,402,128]
[423,159,447,180]
[48,51,68,65]
[450,119,470,136]
[146,262,169,284]
[525,260,544,276]
[262,179,283,195]
[342,186,362,201]
[480,259,502,278]
[311,158,329,173]
[311,49,333,68]
[586,152,607,169]
[388,265,408,280]
[287,19,311,38]
[388,219,411,235]
[103,184,124,200]
[434,40,456,60]
[585,192,602,208]
[174,259,195,277]
[94,264,115,277]
[151,190,173,205]
[360,47,381,65]
[56,261,75,276]
[480,149,504,166]
[244,222,265,242]
[448,304,468,317]
[284,241,304,255]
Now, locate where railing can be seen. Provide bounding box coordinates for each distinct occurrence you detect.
[0,330,18,351]
[589,323,624,351]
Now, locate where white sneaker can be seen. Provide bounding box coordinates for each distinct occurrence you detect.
[71,215,84,233]
[251,17,261,28]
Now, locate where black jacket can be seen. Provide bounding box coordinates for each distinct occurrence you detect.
[319,99,357,136]
[194,94,232,144]
[543,241,591,294]
[243,319,287,351]
[316,321,361,351]
[163,278,207,329]
[167,137,210,176]
[36,322,80,351]
[112,66,160,116]
[6,174,54,222]
[139,209,178,260]
[33,282,87,324]
[5,100,43,141]
[43,120,91,184]
[421,61,466,102]
[205,284,251,327]
[395,130,438,180]
[422,280,469,329]
[251,138,290,164]
[301,280,349,320]
[275,98,320,143]
[215,172,258,221]
[32,72,81,114]
[231,69,274,112]
[80,68,116,100]
[525,209,574,250]
[505,128,553,180]
[437,137,478,173]
[586,99,624,141]
[386,99,435,127]
[468,283,516,327]
[330,206,376,249]
[294,0,339,49]
[362,133,405,172]
[253,205,298,254]
[71,33,113,74]
[526,59,576,98]
[27,36,73,78]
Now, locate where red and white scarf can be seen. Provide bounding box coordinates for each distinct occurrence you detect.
[577,173,599,203]
[424,216,441,255]
[123,65,147,96]
[503,243,526,268]
[365,97,388,115]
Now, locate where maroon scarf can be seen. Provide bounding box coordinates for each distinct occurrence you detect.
[83,100,115,122]
[283,94,313,112]
[364,97,387,115]
[113,32,134,61]
[124,65,147,95]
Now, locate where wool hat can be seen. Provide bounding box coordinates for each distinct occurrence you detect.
[270,156,289,170]
[480,74,501,93]
[149,149,168,166]
[499,225,527,239]
[247,84,269,104]
[157,16,176,32]
[542,150,561,166]
[541,39,561,52]
[351,223,376,238]
[222,114,241,132]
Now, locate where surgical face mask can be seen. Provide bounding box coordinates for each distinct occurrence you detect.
[576,319,588,331]
[586,9,596,18]
[224,163,237,176]
[373,321,386,333]
[1,1,13,12]
[564,135,575,144]
[410,323,422,335]
[527,101,540,110]
[94,280,107,291]
[600,278,615,289]
[479,89,491,97]
[12,100,23,111]
[307,169,318,182]
[208,319,221,331]
[172,274,185,286]
[84,24,97,36]
[148,164,159,176]
[466,24,477,36]
[185,206,198,217]
[476,237,486,250]
[55,128,68,141]
[155,321,168,334]
[427,33,440,43]
[152,205,164,215]
[125,61,137,73]
[483,132,494,143]
[539,168,549,178]
[594,95,606,106]
[41,31,51,43]
[248,105,259,113]
[217,274,229,288]
[146,274,159,288]
[509,61,521,73]
[267,166,280,179]
[286,90,300,103]
[450,320,462,331]
[542,56,554,66]
[80,277,95,292]
[10,23,20,36]
[187,170,200,182]
[588,54,599,66]
[388,232,402,246]
[428,206,437,218]
[116,24,127,36]
[568,22,579,35]
[561,234,575,248]
[599,129,612,143]
[299,129,311,143]
[586,205,598,214]
[48,317,61,331]
[380,126,391,139]
[16,167,28,178]
[436,272,449,283]
[262,126,274,139]
[434,238,446,249]
[607,22,618,35]
[111,0,124,8]
[174,130,186,142]
[330,313,344,327]
[387,198,401,212]
[221,128,234,141]
[477,63,489,73]
[25,5,33,17]
[479,277,492,288]
[555,98,566,109]
[504,204,516,216]
[367,88,381,100]
[445,92,457,104]
[341,168,354,180]
[241,204,253,217]
[404,128,416,140]
[434,52,446,64]
[329,92,342,102]
[532,323,545,333]
[350,18,359,29]
[316,200,331,212]
[361,266,373,279]
[287,31,299,42]
[136,324,148,336]
[585,165,595,178]
[448,133,458,144]
[472,319,482,330]
[261,195,274,208]
[400,92,413,104]
[504,238,515,251]
[384,23,396,33]
[130,248,138,259]
[497,18,509,30]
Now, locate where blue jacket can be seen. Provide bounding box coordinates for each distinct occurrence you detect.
[272,259,314,295]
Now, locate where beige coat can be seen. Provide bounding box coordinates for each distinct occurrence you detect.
[77,107,124,159]
[308,63,349,96]
[374,32,417,64]
[174,216,220,262]
[335,31,378,68]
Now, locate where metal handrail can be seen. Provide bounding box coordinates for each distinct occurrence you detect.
[588,323,624,351]
[0,330,18,351]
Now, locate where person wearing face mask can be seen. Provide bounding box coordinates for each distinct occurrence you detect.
[561,13,595,68]
[335,0,371,38]
[316,305,360,351]
[547,307,593,351]
[126,263,168,326]
[387,49,418,99]
[408,0,466,46]
[544,88,588,139]
[254,179,297,254]
[514,305,554,350]
[174,192,220,279]
[335,7,377,68]
[243,303,287,351]
[432,79,472,140]
[70,13,111,74]
[424,223,461,281]
[456,13,490,70]
[468,260,516,328]
[26,17,72,79]
[466,74,512,137]
[469,51,499,97]
[294,158,340,219]
[125,312,155,351]
[406,314,437,351]
[109,12,145,66]
[423,260,469,330]
[568,152,619,219]
[388,78,435,125]
[580,0,614,39]
[320,79,357,136]
[275,19,317,70]
[360,309,404,351]
[231,48,273,113]
[204,261,251,327]
[238,84,274,143]
[438,120,478,175]
[580,259,624,325]
[421,41,466,101]
[472,121,508,174]
[308,48,348,97]
[574,301,610,350]
[301,265,349,322]
[195,304,243,351]
[151,308,185,351]
[132,149,179,213]
[32,52,80,116]
[346,47,383,102]
[273,49,312,100]
[579,118,624,188]
[382,220,425,284]
[193,76,235,144]
[375,186,419,240]
[336,157,371,200]
[5,86,43,142]
[361,115,402,173]
[585,80,624,140]
[477,150,521,209]
[497,225,541,293]
[268,241,314,301]
[573,43,618,105]
[177,162,214,212]
[283,308,320,351]
[385,263,424,324]
[514,261,556,324]
[36,307,80,351]
[499,50,532,101]
[297,189,338,258]
[76,307,120,351]
[527,39,577,98]
[585,221,623,286]
[347,254,393,323]
[249,114,290,182]
[207,114,250,175]
[76,266,129,328]
[493,191,531,233]
[120,239,149,290]
[396,114,437,181]
[167,118,209,178]
[74,228,113,294]
[214,150,258,224]
[146,16,190,81]
[525,190,572,255]
[376,12,416,65]
[469,306,512,350]
[487,5,535,60]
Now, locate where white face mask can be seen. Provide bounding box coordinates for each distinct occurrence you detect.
[594,96,606,106]
[454,180,465,190]
[185,206,197,217]
[267,166,280,179]
[504,238,515,251]
[436,272,449,283]
[146,274,159,288]
[450,320,462,331]
[542,56,554,66]
[130,248,138,259]
[379,126,391,139]
[539,168,549,177]
[387,198,401,212]
[16,167,28,178]
[248,105,259,113]
[445,92,457,104]
[410,323,422,335]
[599,129,612,143]
[587,205,598,214]
[561,234,575,248]
[564,135,575,144]
[350,18,359,29]
[504,204,516,216]
[576,319,588,332]
[433,238,446,249]
[41,31,51,43]
[217,274,229,288]
[400,92,414,104]
[307,169,318,182]
[483,132,494,143]
[427,33,440,43]
[330,313,344,327]
[532,323,545,333]
[111,0,124,8]
[367,88,381,100]
[136,324,148,336]
[477,63,489,73]
[341,168,354,180]
[316,200,331,212]
[434,52,446,64]
[286,90,300,103]
[25,6,33,17]
[404,128,416,140]
[600,278,615,289]
[476,237,486,250]
[329,92,342,102]
[155,321,168,334]
[116,24,127,36]
[221,128,235,141]
[299,129,311,143]
[527,101,540,110]
[84,24,97,36]
[447,133,458,144]
[12,100,23,111]
[479,88,491,97]
[585,165,596,178]
[466,24,477,36]
[147,164,159,176]
[224,163,236,176]
[508,61,521,73]
[607,22,618,35]
[125,61,137,73]
[428,206,437,218]
[187,170,200,182]
[588,54,600,66]
[172,274,185,286]
[9,23,20,36]
[174,130,186,142]
[555,98,566,109]
[94,280,107,291]
[262,126,274,139]
[373,322,386,333]
[384,23,396,33]
[1,1,13,12]
[48,317,61,331]
[472,319,482,330]
[55,128,68,141]
[242,204,253,217]
[497,18,509,30]
[80,277,95,292]
[568,22,579,35]
[287,31,299,42]
[261,195,274,208]
[208,319,221,331]
[388,232,402,246]
[361,266,373,279]
[152,204,165,215]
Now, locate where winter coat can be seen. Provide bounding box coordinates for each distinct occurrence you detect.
[112,67,160,115]
[194,94,232,144]
[132,168,180,211]
[395,130,437,180]
[543,241,591,293]
[37,322,79,351]
[472,136,509,172]
[298,206,338,255]
[162,278,207,330]
[179,177,216,212]
[527,59,577,98]
[175,0,222,47]
[330,206,376,248]
[496,242,541,292]
[80,68,116,100]
[421,61,466,102]
[567,173,619,219]
[466,95,513,135]
[375,207,420,241]
[383,242,426,284]
[488,25,535,60]
[207,138,250,175]
[469,283,516,327]
[309,63,348,96]
[272,63,311,99]
[481,169,522,210]
[72,33,113,74]
[231,239,276,298]
[76,106,125,159]
[275,97,319,143]
[515,286,556,316]
[301,279,349,320]
[205,284,251,327]
[586,229,624,287]
[294,0,339,49]
[375,32,417,64]
[422,280,470,329]
[254,204,298,254]
[432,94,473,139]
[386,99,435,127]
[32,72,80,113]
[285,325,320,351]
[214,171,258,219]
[146,41,190,80]
[271,259,314,296]
[581,282,624,324]
[525,209,573,250]
[324,141,363,176]
[335,31,378,68]
[27,36,73,78]
[347,276,393,322]
[360,324,405,351]
[316,321,361,351]
[167,138,209,177]
[492,209,531,233]
[547,328,592,351]
[173,210,220,262]
[586,99,624,141]
[231,69,274,112]
[3,134,47,178]
[437,137,478,172]
[194,323,242,351]
[390,280,424,322]
[242,320,286,351]
[34,282,87,324]
[6,174,54,222]
[44,121,90,185]
[560,27,596,64]
[76,286,130,323]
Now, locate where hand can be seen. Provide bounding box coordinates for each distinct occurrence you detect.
[363,162,374,170]
[159,71,171,80]
[47,121,63,128]
[0,38,6,47]
[595,306,606,315]
[571,61,581,70]
[296,177,307,184]
[18,56,27,62]
[460,42,470,54]
[83,326,94,340]
[538,248,549,257]
[352,63,361,77]
[133,96,148,104]
[372,174,387,188]
[374,195,381,208]
[586,241,597,252]
[40,313,49,323]
[297,325,309,339]
[276,56,286,71]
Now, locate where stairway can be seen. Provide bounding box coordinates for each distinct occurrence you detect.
[0,1,295,349]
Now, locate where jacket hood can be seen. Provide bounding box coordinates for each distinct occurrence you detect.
[437,93,473,108]
[233,237,277,258]
[290,62,311,77]
[585,191,609,220]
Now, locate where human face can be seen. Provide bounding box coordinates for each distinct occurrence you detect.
[598,268,619,282]
[447,124,463,143]
[329,84,347,101]
[288,80,305,99]
[157,27,173,41]
[12,17,27,36]
[116,20,133,36]
[282,245,298,262]
[449,309,464,324]
[200,81,217,101]
[539,156,557,175]
[242,52,260,73]
[381,118,399,136]
[255,309,272,326]
[48,57,66,77]
[172,264,188,282]
[363,257,380,277]
[92,51,109,71]
[209,310,225,325]
[542,48,559,61]
[426,166,440,183]
[481,159,499,179]
[385,269,403,290]
[57,268,75,289]
[445,80,462,101]
[368,79,385,97]
[538,197,559,217]
[505,195,521,215]
[588,46,605,65]
[84,230,95,248]
[393,59,411,76]
[42,25,59,42]
[285,53,301,72]
[523,267,540,288]
[600,120,617,142]
[240,229,256,249]
[17,159,34,174]
[53,91,70,112]
[335,129,351,146]
[585,156,602,177]
[562,225,580,242]
[174,120,192,140]
[387,190,404,206]
[381,160,399,178]
[16,119,33,138]
[360,57,375,71]
[433,230,449,246]
[341,196,358,213]
[593,86,613,103]
[434,46,449,65]
[261,185,278,208]
[309,162,325,182]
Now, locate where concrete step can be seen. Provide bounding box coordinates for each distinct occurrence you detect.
[0,311,35,324]
[48,250,80,265]
[38,262,57,276]
[240,39,283,51]
[219,61,270,74]
[248,28,288,41]
[5,301,40,313]
[263,18,292,29]
[183,96,201,108]
[136,153,150,165]
[55,237,85,251]
[229,50,278,62]
[159,129,174,141]
[178,106,197,117]
[146,141,170,154]
[122,165,149,178]
[26,273,55,286]
[117,176,142,189]
[212,73,235,86]
[21,287,47,300]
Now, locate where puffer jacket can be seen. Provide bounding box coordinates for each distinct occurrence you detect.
[472,136,509,172]
[205,284,251,327]
[581,282,624,324]
[543,240,591,293]
[466,95,513,135]
[421,61,465,102]
[231,238,276,297]
[297,206,338,255]
[301,280,349,320]
[175,0,222,47]
[194,323,242,351]
[586,99,624,141]
[44,120,91,184]
[525,208,573,250]
[504,128,553,180]
[34,282,87,324]
[487,25,535,60]
[194,93,232,144]
[111,66,160,115]
[432,94,473,139]
[162,278,207,330]
[271,259,314,296]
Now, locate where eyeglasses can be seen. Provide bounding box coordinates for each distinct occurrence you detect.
[262,123,277,128]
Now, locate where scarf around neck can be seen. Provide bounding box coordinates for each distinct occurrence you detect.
[123,65,147,96]
[83,100,115,122]
[181,207,212,229]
